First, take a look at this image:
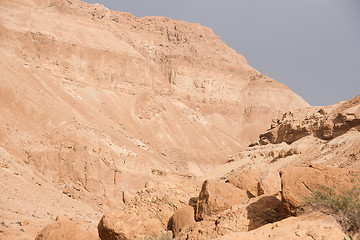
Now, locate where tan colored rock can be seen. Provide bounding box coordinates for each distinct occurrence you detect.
[217,212,347,240]
[195,180,248,221]
[226,169,261,198]
[177,195,288,239]
[258,95,360,145]
[175,221,218,240]
[216,195,288,234]
[258,169,281,196]
[281,164,360,211]
[98,210,163,240]
[167,206,195,236]
[35,216,97,240]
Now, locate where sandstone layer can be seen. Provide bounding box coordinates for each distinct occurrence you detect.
[4,0,360,240]
[0,0,309,239]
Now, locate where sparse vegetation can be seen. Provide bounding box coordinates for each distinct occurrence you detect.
[144,231,172,240]
[305,185,360,236]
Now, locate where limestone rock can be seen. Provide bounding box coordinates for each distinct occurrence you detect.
[216,195,288,234]
[195,180,248,221]
[177,195,288,239]
[257,95,360,145]
[98,210,163,240]
[217,212,347,240]
[226,169,280,198]
[35,216,97,240]
[167,206,195,236]
[281,164,360,211]
[226,169,261,198]
[258,169,281,196]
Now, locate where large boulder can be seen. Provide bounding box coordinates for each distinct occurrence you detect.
[195,180,248,221]
[167,206,195,236]
[281,164,360,211]
[258,169,281,196]
[35,216,97,240]
[98,210,163,240]
[226,169,261,198]
[217,212,347,240]
[226,169,281,198]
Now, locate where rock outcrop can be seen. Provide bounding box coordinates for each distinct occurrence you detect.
[281,164,360,212]
[1,0,359,239]
[256,95,360,145]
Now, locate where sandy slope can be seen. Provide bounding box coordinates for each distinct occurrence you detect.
[0,0,311,239]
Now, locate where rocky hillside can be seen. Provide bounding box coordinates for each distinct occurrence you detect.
[28,96,360,240]
[86,96,359,240]
[7,0,359,239]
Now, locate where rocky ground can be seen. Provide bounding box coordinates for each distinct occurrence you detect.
[0,0,359,239]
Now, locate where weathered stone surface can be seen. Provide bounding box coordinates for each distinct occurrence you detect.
[35,216,97,240]
[168,206,195,236]
[98,210,163,240]
[258,169,281,196]
[257,95,360,145]
[281,164,360,211]
[176,195,288,239]
[195,180,248,221]
[226,169,261,198]
[217,212,347,240]
[216,195,288,234]
[175,221,218,240]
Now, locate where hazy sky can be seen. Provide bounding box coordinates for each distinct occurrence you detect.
[83,0,359,106]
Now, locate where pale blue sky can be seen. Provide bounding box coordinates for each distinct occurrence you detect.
[83,0,360,106]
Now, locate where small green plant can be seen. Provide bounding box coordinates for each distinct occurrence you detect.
[304,185,360,236]
[144,231,172,240]
[343,235,353,240]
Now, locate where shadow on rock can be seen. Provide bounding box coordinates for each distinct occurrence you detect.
[246,196,289,231]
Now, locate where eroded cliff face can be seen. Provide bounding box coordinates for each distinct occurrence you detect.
[0,0,309,239]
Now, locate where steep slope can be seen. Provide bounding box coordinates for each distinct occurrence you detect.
[0,0,309,239]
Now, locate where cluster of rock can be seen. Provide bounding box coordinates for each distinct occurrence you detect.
[34,164,358,240]
[253,95,360,145]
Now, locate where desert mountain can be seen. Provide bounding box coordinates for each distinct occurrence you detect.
[6,0,359,239]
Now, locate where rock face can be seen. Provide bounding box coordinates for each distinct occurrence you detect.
[195,180,248,221]
[0,0,309,238]
[35,216,97,240]
[0,0,308,201]
[281,164,360,212]
[257,95,360,145]
[2,0,359,239]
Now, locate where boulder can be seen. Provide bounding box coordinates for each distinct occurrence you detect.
[281,164,360,211]
[216,195,288,235]
[167,206,195,236]
[226,169,261,198]
[98,210,163,240]
[258,169,281,196]
[217,212,347,240]
[195,180,248,221]
[35,216,97,240]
